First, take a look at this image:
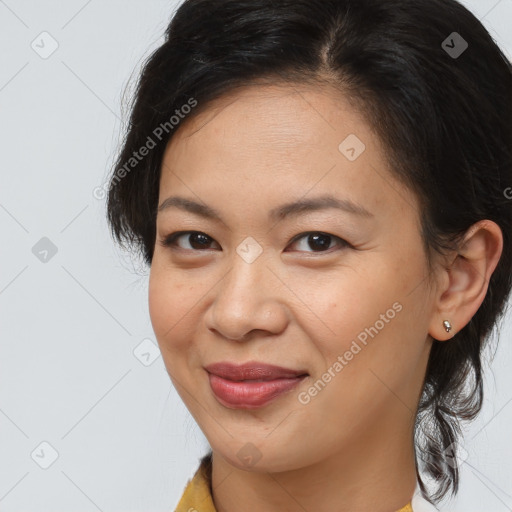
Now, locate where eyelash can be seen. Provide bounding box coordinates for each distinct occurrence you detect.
[158,231,352,254]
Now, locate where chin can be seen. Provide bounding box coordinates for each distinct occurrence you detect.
[213,441,309,474]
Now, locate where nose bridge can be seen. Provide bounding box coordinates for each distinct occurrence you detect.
[206,244,286,340]
[220,246,271,309]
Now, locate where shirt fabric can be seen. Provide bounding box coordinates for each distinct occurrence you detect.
[174,453,439,512]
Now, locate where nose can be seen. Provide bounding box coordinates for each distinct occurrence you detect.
[204,252,289,342]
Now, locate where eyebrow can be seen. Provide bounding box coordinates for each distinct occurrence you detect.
[158,194,374,223]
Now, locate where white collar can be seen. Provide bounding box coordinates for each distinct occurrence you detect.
[411,481,440,511]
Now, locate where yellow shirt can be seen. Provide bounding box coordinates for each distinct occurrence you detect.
[174,454,414,512]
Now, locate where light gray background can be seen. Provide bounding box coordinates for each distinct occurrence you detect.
[0,1,511,511]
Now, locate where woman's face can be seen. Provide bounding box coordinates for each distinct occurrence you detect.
[149,83,437,472]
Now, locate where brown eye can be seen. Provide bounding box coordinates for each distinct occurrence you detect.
[159,230,351,254]
[286,232,350,253]
[160,231,220,251]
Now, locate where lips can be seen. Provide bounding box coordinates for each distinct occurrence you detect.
[205,361,309,409]
[204,361,308,381]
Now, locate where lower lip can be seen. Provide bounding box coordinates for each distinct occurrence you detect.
[208,373,307,409]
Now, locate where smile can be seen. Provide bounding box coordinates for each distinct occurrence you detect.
[204,361,309,409]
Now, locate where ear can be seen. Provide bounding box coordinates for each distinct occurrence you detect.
[429,220,503,341]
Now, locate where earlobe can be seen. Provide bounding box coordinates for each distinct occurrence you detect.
[429,220,503,342]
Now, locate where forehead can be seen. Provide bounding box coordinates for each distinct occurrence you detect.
[165,82,374,158]
[159,83,417,225]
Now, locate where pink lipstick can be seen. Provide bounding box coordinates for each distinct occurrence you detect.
[205,361,308,409]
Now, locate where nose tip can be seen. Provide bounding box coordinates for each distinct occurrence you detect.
[204,257,290,343]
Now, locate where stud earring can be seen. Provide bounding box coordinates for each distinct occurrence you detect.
[443,320,452,333]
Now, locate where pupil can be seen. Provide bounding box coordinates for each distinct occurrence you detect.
[191,233,210,249]
[309,234,330,251]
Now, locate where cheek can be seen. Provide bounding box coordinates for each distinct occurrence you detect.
[148,269,168,336]
[148,266,192,345]
[289,266,393,344]
[295,259,423,369]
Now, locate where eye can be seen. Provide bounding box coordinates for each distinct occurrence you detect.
[159,231,219,251]
[159,230,351,254]
[286,232,351,253]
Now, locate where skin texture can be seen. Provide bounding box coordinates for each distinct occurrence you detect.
[148,83,503,512]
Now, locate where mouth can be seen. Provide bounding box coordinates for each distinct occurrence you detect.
[204,361,309,409]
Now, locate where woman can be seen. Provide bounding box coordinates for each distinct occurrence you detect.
[106,0,512,510]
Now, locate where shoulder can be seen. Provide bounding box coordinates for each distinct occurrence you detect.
[174,453,216,512]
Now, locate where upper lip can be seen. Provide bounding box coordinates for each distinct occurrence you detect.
[204,361,308,381]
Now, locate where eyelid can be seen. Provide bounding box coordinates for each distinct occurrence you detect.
[159,231,220,251]
[159,230,352,253]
